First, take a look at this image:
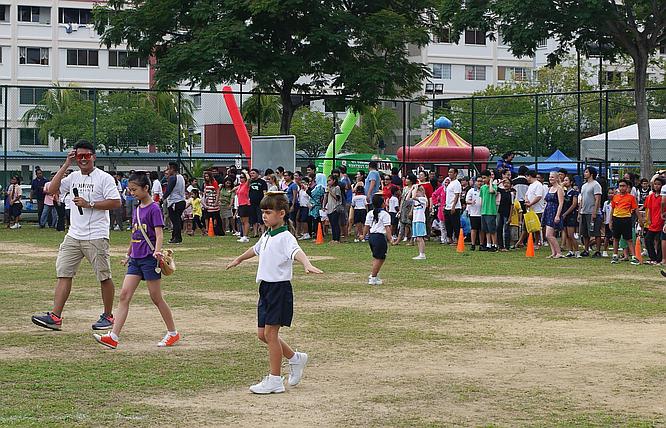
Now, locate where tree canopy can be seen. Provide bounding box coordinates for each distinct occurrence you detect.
[93,0,435,134]
[441,0,666,176]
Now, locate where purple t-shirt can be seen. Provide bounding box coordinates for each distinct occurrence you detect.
[131,202,165,259]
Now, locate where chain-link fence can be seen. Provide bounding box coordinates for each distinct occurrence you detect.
[3,84,666,189]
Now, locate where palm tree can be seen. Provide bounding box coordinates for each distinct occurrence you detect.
[21,84,84,151]
[241,93,282,131]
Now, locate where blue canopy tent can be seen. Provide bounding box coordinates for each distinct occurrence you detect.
[527,150,578,173]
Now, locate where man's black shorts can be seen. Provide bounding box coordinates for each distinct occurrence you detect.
[257,281,293,327]
[249,205,263,225]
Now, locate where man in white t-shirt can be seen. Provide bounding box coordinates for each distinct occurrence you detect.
[444,167,462,243]
[31,141,122,332]
[516,170,546,247]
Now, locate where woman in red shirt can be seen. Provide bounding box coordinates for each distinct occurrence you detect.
[234,171,251,243]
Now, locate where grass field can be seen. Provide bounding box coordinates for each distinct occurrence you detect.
[1,227,665,427]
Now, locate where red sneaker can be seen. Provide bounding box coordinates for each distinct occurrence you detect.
[93,333,118,349]
[158,332,180,347]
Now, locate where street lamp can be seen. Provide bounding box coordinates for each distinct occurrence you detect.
[425,81,444,131]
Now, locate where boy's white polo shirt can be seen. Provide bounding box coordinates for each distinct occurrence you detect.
[253,226,302,284]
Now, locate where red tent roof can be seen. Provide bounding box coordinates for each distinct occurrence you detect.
[396,125,490,163]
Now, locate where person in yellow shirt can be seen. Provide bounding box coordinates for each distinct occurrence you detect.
[610,179,639,265]
[190,189,205,236]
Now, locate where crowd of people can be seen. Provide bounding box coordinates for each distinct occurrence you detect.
[7,157,666,269]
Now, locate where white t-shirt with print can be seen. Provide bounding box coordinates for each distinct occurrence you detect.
[60,168,121,240]
[365,210,391,234]
[412,196,428,223]
[351,194,367,210]
[445,179,462,210]
[388,196,399,213]
[465,187,482,217]
[152,179,163,198]
[526,181,546,214]
[253,228,302,283]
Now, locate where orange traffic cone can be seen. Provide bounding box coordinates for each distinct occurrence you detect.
[634,237,643,264]
[456,228,465,253]
[207,218,215,237]
[526,233,535,258]
[315,222,324,245]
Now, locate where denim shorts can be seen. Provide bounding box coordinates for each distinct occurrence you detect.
[412,221,426,237]
[481,215,497,233]
[257,281,293,327]
[127,255,161,281]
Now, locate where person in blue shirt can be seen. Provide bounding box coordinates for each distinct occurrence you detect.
[496,152,515,175]
[30,168,48,227]
[364,161,381,208]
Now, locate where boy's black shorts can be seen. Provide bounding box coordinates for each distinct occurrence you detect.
[368,233,388,259]
[612,217,633,241]
[257,280,293,327]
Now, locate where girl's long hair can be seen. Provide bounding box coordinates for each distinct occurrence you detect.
[371,193,384,224]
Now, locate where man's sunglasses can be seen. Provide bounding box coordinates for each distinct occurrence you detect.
[76,153,93,160]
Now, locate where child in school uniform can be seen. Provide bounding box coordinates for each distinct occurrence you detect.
[349,186,367,242]
[364,193,393,285]
[387,186,400,240]
[227,192,323,394]
[410,184,428,260]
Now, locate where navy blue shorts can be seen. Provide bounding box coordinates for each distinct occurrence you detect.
[353,209,367,224]
[298,206,309,223]
[369,233,388,259]
[257,281,293,328]
[127,256,161,281]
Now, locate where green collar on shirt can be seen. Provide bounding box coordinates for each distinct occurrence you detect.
[266,225,289,237]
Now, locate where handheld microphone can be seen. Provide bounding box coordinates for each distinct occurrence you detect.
[72,188,84,215]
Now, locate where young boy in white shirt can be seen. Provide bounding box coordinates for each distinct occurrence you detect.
[227,192,323,394]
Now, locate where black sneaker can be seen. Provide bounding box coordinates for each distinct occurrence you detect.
[592,251,602,258]
[479,246,488,252]
[31,312,62,331]
[470,245,476,251]
[580,250,590,257]
[489,246,498,252]
[92,313,114,330]
[565,251,575,258]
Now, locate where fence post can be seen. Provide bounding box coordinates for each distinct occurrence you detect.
[92,88,97,148]
[257,92,262,136]
[177,91,182,167]
[3,86,7,190]
[534,94,539,172]
[332,109,336,171]
[470,97,475,174]
[402,100,408,176]
[604,90,609,178]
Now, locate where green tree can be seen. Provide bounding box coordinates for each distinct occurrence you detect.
[442,0,666,176]
[241,94,282,130]
[347,106,400,154]
[21,85,91,151]
[93,0,434,134]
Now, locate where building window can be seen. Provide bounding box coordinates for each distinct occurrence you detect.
[59,8,92,25]
[464,29,486,45]
[465,65,486,80]
[604,71,622,85]
[536,38,548,48]
[432,28,451,44]
[67,49,98,66]
[192,94,202,109]
[19,47,49,65]
[498,66,530,82]
[108,50,148,68]
[76,89,96,100]
[19,87,47,105]
[0,5,8,22]
[20,128,44,146]
[18,6,50,24]
[431,63,451,79]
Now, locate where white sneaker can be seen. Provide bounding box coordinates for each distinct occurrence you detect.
[17,223,21,228]
[238,236,249,243]
[233,231,241,236]
[402,237,408,242]
[412,254,426,260]
[113,225,120,231]
[602,251,609,258]
[288,352,308,386]
[354,239,360,243]
[301,233,310,240]
[9,223,19,229]
[250,375,285,394]
[368,276,376,285]
[373,277,383,285]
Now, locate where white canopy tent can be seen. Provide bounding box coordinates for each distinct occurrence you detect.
[581,119,666,162]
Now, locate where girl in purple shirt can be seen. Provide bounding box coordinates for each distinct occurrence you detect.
[94,173,180,349]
